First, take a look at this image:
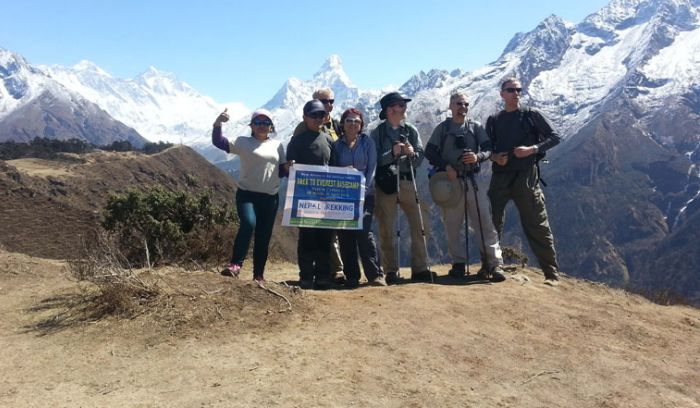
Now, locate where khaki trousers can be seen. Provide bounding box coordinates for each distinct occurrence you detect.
[375,179,430,274]
[441,172,503,267]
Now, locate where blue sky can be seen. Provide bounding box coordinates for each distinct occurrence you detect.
[1,0,610,108]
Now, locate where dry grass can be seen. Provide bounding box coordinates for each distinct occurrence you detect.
[21,234,311,339]
[6,157,78,178]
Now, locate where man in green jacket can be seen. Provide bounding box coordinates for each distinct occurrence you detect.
[371,92,432,284]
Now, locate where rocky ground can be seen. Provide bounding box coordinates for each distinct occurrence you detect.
[1,250,698,407]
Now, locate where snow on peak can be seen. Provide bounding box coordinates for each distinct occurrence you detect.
[324,54,343,69]
[72,60,110,77]
[313,54,352,86]
[580,0,698,38]
[0,47,27,68]
[137,66,178,83]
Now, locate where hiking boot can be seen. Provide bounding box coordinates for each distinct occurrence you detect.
[253,275,266,284]
[385,271,400,285]
[221,263,241,278]
[344,280,360,290]
[490,266,507,283]
[544,275,559,286]
[448,263,466,278]
[333,271,347,284]
[314,278,333,291]
[476,266,491,281]
[370,275,388,287]
[299,279,314,290]
[544,271,560,286]
[411,270,435,282]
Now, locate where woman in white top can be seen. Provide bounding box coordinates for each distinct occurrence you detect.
[212,108,291,282]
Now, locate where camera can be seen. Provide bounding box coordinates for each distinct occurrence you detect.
[463,148,480,174]
[454,135,466,149]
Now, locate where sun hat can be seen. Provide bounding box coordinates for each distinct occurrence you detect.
[429,171,462,208]
[378,92,412,120]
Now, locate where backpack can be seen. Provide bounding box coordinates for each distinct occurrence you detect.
[428,119,480,175]
[486,107,548,186]
[486,107,546,162]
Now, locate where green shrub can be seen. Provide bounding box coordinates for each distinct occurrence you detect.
[102,187,237,266]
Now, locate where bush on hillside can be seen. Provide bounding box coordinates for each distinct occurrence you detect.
[0,138,174,160]
[101,140,173,154]
[0,137,93,160]
[141,141,174,154]
[102,187,237,267]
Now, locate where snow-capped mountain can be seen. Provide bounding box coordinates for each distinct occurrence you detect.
[258,54,384,133]
[203,54,386,164]
[1,0,698,303]
[40,62,249,145]
[0,48,145,146]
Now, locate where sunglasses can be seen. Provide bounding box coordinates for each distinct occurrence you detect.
[344,118,362,125]
[251,120,273,126]
[307,112,326,119]
[454,102,469,107]
[319,99,335,104]
[504,87,523,93]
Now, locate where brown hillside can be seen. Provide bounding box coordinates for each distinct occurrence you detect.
[0,147,298,262]
[1,250,698,408]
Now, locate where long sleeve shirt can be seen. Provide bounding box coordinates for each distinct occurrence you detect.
[425,119,492,174]
[331,133,377,196]
[487,108,561,173]
[286,129,334,165]
[370,121,424,175]
[211,126,285,195]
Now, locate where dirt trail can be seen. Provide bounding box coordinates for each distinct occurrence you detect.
[1,251,698,407]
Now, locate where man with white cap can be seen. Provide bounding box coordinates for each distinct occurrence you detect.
[426,92,505,281]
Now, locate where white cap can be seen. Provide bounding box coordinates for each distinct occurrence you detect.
[250,108,274,124]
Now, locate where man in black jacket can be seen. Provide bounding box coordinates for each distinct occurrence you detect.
[287,100,335,289]
[486,77,561,285]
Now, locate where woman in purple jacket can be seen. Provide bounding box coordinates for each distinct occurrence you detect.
[212,108,291,282]
[331,108,387,288]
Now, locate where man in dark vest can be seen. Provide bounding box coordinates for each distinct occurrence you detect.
[486,77,561,285]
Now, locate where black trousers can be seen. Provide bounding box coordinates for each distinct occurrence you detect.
[337,195,382,283]
[297,228,333,283]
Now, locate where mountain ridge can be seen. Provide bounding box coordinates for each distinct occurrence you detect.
[0,0,698,304]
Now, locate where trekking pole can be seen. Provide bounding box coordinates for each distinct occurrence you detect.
[407,157,434,283]
[468,173,488,267]
[462,169,470,276]
[395,154,401,280]
[464,151,489,278]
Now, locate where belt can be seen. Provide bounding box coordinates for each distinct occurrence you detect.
[399,173,413,181]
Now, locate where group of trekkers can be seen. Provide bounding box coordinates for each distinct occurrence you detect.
[211,77,562,290]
